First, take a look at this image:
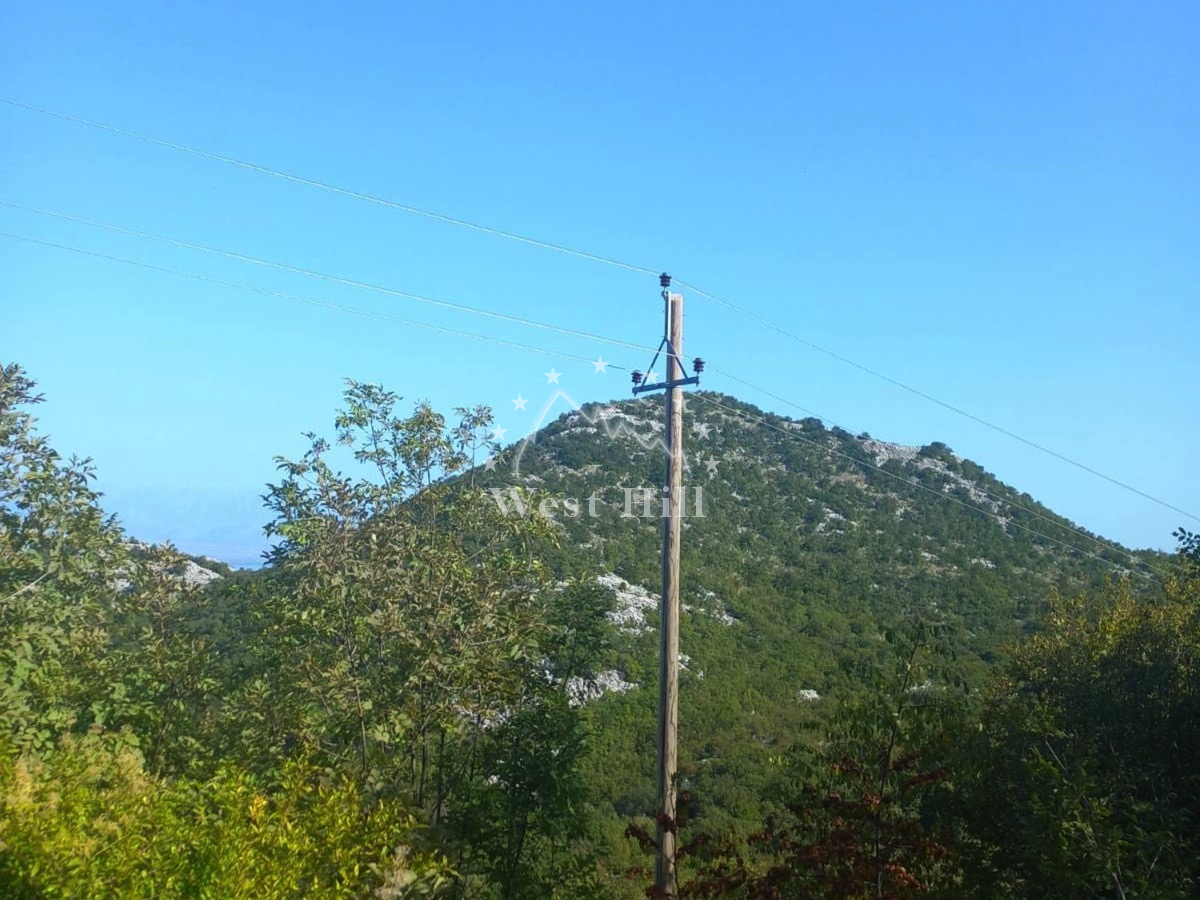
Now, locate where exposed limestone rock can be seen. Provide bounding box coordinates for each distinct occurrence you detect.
[566,669,636,706]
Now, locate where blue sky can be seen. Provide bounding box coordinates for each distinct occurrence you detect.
[2,0,1197,567]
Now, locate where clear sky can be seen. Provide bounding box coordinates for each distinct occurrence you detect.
[2,0,1197,567]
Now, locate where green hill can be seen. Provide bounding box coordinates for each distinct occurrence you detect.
[470,391,1163,834]
[7,363,1189,899]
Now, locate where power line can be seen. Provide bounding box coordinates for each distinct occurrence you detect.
[706,364,1166,575]
[709,363,830,422]
[0,98,658,277]
[4,208,1191,551]
[0,226,1167,580]
[0,201,660,357]
[681,277,1199,525]
[3,97,1193,522]
[0,230,628,369]
[692,391,1162,584]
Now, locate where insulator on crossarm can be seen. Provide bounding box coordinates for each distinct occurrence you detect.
[660,272,672,289]
[692,357,705,374]
[632,370,644,386]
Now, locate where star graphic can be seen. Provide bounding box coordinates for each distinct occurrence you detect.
[484,455,498,471]
[678,395,690,412]
[704,456,719,476]
[512,394,528,411]
[544,367,561,384]
[644,369,659,384]
[592,356,608,374]
[694,422,712,439]
[491,426,507,441]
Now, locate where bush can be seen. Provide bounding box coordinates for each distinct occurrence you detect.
[0,734,452,898]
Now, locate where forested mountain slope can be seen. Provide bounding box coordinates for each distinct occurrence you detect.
[471,391,1163,836]
[5,366,1191,899]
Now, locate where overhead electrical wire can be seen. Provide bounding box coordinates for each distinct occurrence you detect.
[0,98,658,277]
[708,363,830,422]
[0,227,1171,581]
[691,391,1163,584]
[0,230,628,369]
[2,96,1194,523]
[679,277,1200,526]
[0,201,660,358]
[704,365,1172,580]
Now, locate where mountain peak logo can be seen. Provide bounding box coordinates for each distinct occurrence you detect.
[509,389,684,476]
[481,364,720,521]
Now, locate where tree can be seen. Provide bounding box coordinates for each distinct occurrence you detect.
[945,539,1200,898]
[681,621,964,899]
[0,363,122,753]
[247,383,556,800]
[446,577,617,899]
[98,543,225,777]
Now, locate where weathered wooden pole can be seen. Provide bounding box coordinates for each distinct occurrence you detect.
[655,281,685,896]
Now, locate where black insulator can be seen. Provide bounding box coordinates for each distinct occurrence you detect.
[632,370,644,385]
[692,357,706,374]
[659,272,672,289]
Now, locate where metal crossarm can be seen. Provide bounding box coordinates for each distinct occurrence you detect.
[631,277,705,397]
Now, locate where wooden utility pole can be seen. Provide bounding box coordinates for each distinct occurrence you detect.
[656,285,684,896]
[632,273,703,899]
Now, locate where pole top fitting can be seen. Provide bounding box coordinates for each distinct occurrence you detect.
[659,272,672,289]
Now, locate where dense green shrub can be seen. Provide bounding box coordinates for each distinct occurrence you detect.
[0,734,451,898]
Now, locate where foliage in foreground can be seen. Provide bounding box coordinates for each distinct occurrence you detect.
[0,734,450,898]
[942,542,1200,899]
[3,360,1199,899]
[0,365,615,898]
[674,535,1200,899]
